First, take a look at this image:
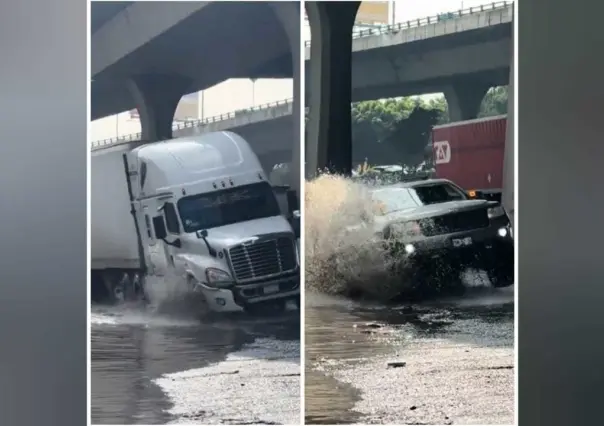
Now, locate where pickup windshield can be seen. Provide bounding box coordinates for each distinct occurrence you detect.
[371,182,468,214]
[412,183,467,205]
[371,188,418,214]
[177,182,281,232]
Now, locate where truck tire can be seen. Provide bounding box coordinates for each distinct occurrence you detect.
[487,264,514,288]
[91,270,110,303]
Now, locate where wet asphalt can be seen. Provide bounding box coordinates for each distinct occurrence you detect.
[305,283,514,425]
[90,306,300,425]
[91,281,514,425]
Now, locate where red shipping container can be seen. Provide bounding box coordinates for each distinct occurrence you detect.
[432,115,507,192]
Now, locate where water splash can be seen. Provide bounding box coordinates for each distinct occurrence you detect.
[304,174,408,300]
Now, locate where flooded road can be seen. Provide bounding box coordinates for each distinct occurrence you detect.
[305,284,514,425]
[91,306,300,425]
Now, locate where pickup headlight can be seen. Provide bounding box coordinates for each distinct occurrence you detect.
[205,268,233,288]
[488,206,506,218]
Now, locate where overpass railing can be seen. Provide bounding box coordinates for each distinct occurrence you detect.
[303,1,513,47]
[91,97,294,150]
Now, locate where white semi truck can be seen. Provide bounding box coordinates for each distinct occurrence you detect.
[91,131,300,313]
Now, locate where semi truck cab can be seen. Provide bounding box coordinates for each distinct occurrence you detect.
[123,132,300,313]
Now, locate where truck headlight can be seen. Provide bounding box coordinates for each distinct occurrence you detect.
[488,206,505,218]
[205,268,233,288]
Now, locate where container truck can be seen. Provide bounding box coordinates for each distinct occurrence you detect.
[431,114,514,233]
[91,131,300,313]
[431,115,507,201]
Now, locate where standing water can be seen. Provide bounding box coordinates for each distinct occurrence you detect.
[91,275,300,425]
[304,174,514,424]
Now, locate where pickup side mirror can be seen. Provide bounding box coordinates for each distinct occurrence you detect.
[152,216,167,240]
[290,210,300,239]
[286,189,299,215]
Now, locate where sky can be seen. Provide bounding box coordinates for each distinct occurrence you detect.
[392,0,498,23]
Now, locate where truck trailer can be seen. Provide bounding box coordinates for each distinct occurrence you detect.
[91,131,300,313]
[431,115,514,230]
[432,115,506,201]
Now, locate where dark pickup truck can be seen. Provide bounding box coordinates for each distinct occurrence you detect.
[368,178,514,294]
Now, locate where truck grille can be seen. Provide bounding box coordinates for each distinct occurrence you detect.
[421,208,489,236]
[228,237,297,282]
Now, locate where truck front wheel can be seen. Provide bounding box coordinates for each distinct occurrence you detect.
[487,263,514,288]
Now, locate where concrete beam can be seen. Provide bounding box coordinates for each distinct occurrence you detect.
[92,2,210,77]
[349,69,509,102]
[352,38,510,99]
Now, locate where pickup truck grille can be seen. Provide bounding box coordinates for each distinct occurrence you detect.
[228,237,297,282]
[421,208,489,236]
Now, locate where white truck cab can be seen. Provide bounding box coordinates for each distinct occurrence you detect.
[91,131,299,313]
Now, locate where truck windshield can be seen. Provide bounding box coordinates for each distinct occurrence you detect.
[411,183,467,205]
[177,182,281,232]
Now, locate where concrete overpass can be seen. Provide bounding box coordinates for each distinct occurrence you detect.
[92,99,295,175]
[91,1,301,193]
[91,96,408,170]
[305,2,512,121]
[305,1,514,181]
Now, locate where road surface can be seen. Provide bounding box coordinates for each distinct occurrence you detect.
[305,283,514,425]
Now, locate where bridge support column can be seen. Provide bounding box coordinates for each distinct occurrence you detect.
[128,74,191,142]
[444,80,490,122]
[271,2,301,196]
[306,2,361,177]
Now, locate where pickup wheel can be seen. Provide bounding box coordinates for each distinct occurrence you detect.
[432,266,466,297]
[487,263,514,288]
[396,264,465,302]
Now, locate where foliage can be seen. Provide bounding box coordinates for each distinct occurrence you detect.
[350,86,508,167]
[304,86,508,169]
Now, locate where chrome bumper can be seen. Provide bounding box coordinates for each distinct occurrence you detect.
[195,274,299,313]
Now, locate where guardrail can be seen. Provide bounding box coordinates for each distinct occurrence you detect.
[91,97,294,149]
[303,1,513,47]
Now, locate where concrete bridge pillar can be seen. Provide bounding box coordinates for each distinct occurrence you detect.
[271,2,301,196]
[128,74,191,142]
[305,1,361,177]
[444,80,490,122]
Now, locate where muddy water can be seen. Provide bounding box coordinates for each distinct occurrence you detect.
[304,286,515,425]
[91,306,300,425]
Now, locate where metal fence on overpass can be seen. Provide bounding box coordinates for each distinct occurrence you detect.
[303,1,513,47]
[91,97,294,150]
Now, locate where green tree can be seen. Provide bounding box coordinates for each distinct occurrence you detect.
[304,86,507,168]
[479,86,508,117]
[348,86,508,167]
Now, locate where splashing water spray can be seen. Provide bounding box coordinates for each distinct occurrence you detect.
[305,173,411,301]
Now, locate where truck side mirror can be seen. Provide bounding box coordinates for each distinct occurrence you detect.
[152,216,167,240]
